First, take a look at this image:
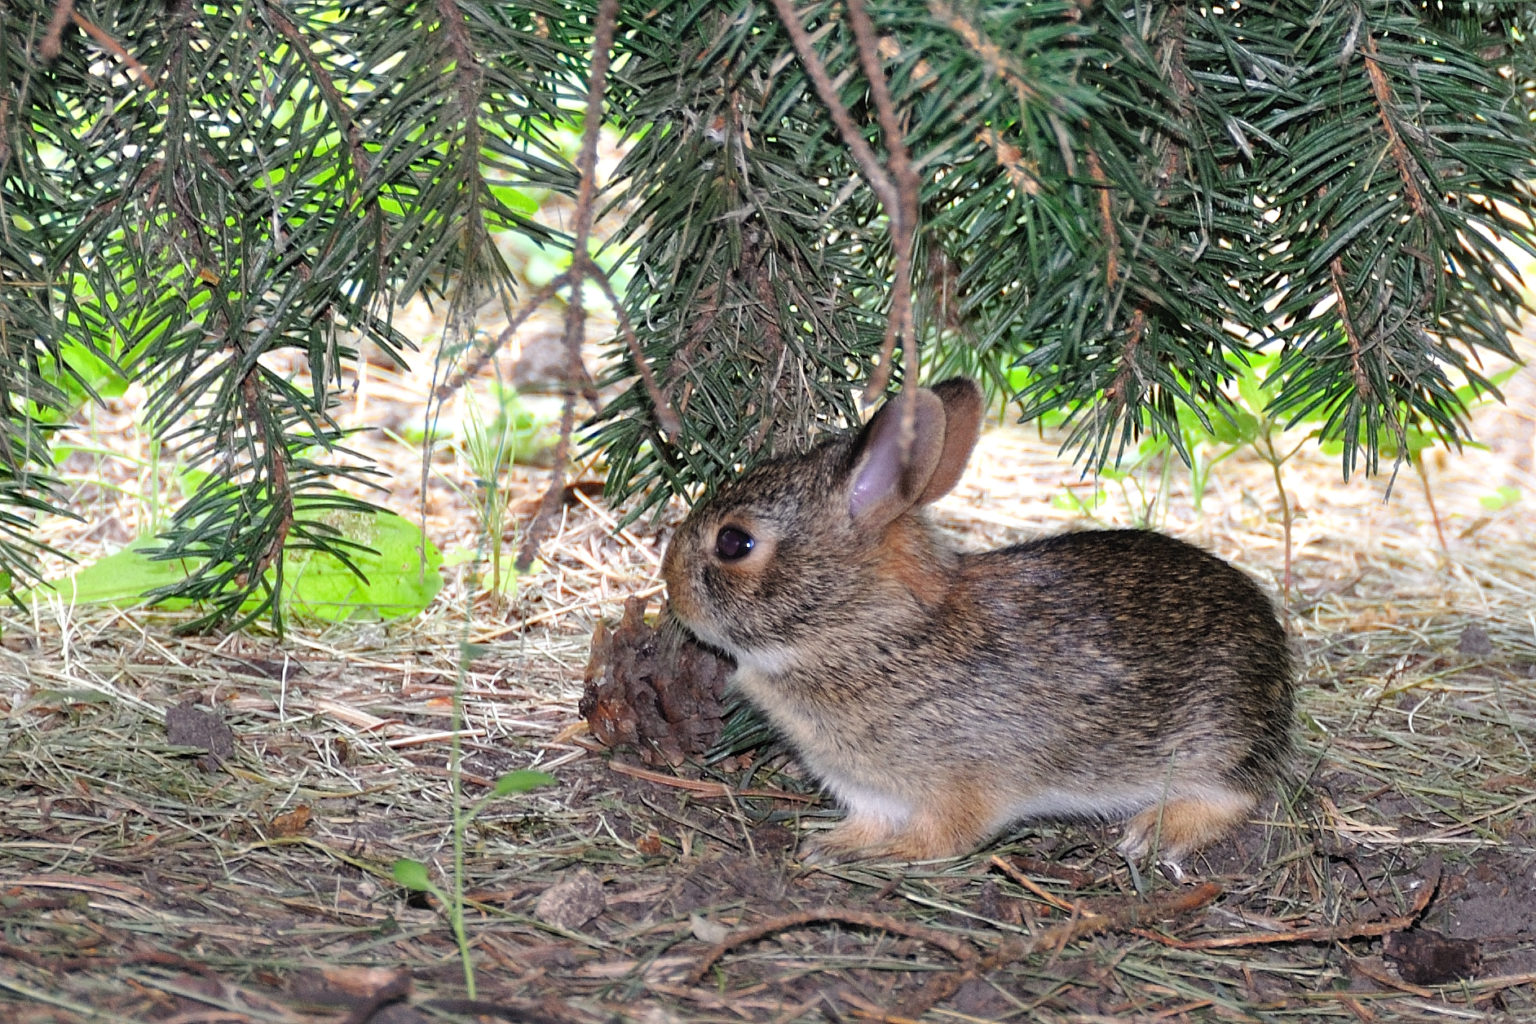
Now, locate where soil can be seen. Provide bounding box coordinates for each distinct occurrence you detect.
[2,316,1534,1022]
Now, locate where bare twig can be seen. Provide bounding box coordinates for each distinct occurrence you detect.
[433,275,570,400]
[583,254,680,438]
[846,0,921,402]
[767,0,921,400]
[51,9,158,87]
[515,0,622,573]
[688,907,978,985]
[40,0,75,60]
[767,0,896,209]
[905,881,1223,1016]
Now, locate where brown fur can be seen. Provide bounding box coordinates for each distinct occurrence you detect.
[661,378,1294,869]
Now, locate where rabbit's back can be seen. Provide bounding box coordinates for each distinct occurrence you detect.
[953,528,1292,791]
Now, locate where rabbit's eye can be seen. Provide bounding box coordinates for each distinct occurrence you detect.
[715,526,755,561]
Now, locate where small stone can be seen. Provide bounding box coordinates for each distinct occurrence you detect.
[533,870,605,931]
[164,701,235,772]
[689,913,730,944]
[1457,624,1494,657]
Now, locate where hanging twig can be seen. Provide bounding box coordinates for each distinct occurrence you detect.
[582,254,680,439]
[767,0,923,403]
[845,0,920,401]
[513,0,660,572]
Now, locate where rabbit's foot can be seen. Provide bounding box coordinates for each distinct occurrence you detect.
[802,801,992,863]
[1118,792,1256,873]
[800,815,898,864]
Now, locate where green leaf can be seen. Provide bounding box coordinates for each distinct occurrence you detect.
[492,770,556,796]
[281,507,443,623]
[34,507,442,622]
[32,540,193,607]
[1480,485,1521,512]
[392,858,433,892]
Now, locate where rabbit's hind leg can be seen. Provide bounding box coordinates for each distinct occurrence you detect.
[1118,789,1257,874]
[799,814,901,864]
[801,784,997,863]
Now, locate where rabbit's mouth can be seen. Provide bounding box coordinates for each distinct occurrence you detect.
[664,606,738,659]
[663,599,799,675]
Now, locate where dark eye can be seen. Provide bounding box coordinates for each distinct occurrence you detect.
[714,526,755,561]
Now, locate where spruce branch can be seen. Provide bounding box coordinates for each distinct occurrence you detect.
[516,0,624,573]
[1361,31,1428,221]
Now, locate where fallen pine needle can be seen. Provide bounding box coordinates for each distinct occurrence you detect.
[608,759,817,803]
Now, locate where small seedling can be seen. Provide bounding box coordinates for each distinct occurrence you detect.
[392,768,555,997]
[459,383,554,601]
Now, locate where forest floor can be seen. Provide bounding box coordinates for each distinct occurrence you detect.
[2,302,1535,1023]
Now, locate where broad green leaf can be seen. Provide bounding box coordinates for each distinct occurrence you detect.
[492,770,556,796]
[32,540,193,607]
[282,508,443,623]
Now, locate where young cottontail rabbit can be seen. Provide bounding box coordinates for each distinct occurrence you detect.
[662,378,1293,866]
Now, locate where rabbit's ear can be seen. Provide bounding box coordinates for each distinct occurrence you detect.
[915,377,983,505]
[847,386,949,528]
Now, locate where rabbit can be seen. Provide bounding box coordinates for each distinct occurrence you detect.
[660,377,1294,868]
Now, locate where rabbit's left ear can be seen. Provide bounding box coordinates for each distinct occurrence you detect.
[847,378,982,529]
[916,377,983,505]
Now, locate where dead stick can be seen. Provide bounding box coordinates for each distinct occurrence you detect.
[688,908,977,985]
[1137,868,1438,951]
[988,854,1077,914]
[905,881,1222,1016]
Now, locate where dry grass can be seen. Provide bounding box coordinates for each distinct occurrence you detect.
[2,307,1534,1023]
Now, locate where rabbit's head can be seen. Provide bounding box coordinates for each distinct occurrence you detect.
[661,379,983,661]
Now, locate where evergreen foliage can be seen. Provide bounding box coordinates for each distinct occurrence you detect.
[2,1,1534,622]
[2,1,586,626]
[597,0,1536,518]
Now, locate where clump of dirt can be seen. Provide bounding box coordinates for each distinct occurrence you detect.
[580,595,735,765]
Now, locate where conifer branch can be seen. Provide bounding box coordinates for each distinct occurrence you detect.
[1362,32,1428,220]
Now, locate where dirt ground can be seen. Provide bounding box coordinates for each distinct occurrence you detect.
[2,308,1535,1023]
